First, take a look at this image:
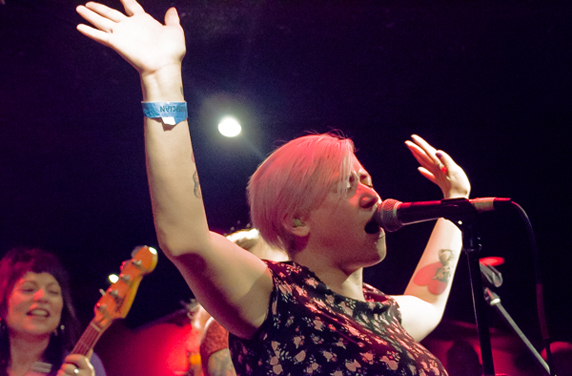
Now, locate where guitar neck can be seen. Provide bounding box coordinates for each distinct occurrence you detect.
[71,320,106,356]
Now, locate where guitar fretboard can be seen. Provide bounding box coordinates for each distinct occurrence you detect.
[71,321,105,355]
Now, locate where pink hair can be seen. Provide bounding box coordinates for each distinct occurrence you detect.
[247,133,355,253]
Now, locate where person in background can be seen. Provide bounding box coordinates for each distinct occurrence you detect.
[199,228,288,376]
[540,341,572,376]
[445,340,482,376]
[76,1,471,374]
[0,248,107,376]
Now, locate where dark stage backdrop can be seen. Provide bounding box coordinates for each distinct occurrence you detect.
[1,0,571,369]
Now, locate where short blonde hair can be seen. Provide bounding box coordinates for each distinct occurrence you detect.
[247,133,355,253]
[226,228,288,261]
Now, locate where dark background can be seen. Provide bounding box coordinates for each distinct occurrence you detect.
[1,0,571,358]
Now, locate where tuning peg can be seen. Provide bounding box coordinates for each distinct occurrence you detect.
[131,245,145,258]
[107,289,124,305]
[119,274,131,283]
[99,289,106,296]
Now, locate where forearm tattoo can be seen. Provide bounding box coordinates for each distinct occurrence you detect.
[413,249,458,295]
[208,349,237,376]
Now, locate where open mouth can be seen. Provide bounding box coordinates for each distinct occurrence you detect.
[364,216,380,234]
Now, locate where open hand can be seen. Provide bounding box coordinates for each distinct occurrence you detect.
[405,134,471,199]
[76,0,186,76]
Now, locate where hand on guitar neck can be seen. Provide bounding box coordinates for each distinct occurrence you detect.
[57,246,158,376]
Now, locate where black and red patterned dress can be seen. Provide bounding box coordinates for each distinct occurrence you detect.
[229,261,448,376]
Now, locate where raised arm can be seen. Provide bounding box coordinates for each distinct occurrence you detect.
[76,0,272,338]
[392,134,471,341]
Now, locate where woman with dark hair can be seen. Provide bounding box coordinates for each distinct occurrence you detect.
[0,248,106,376]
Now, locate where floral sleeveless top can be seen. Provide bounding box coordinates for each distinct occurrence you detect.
[229,261,448,376]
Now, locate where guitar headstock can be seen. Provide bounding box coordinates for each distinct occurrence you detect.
[92,245,158,331]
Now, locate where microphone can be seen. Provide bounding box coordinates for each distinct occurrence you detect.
[371,197,512,232]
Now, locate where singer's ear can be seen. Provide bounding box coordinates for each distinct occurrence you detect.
[282,215,309,237]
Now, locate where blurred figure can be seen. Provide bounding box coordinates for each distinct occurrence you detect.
[186,301,211,376]
[513,340,572,376]
[199,229,287,376]
[224,228,289,265]
[0,248,106,376]
[445,340,482,376]
[543,341,572,376]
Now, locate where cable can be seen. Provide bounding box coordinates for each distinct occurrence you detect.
[510,201,556,376]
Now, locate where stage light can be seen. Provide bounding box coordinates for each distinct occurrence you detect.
[218,116,242,137]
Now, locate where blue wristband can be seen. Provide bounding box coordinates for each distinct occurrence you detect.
[142,102,188,126]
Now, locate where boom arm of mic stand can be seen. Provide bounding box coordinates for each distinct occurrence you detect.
[484,288,550,375]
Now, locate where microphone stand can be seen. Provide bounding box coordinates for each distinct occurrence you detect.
[481,265,550,374]
[457,218,496,376]
[395,198,554,375]
[378,197,553,375]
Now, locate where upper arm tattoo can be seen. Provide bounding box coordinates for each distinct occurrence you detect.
[193,170,202,198]
[190,152,202,198]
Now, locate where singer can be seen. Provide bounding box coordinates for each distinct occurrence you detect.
[76,1,471,375]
